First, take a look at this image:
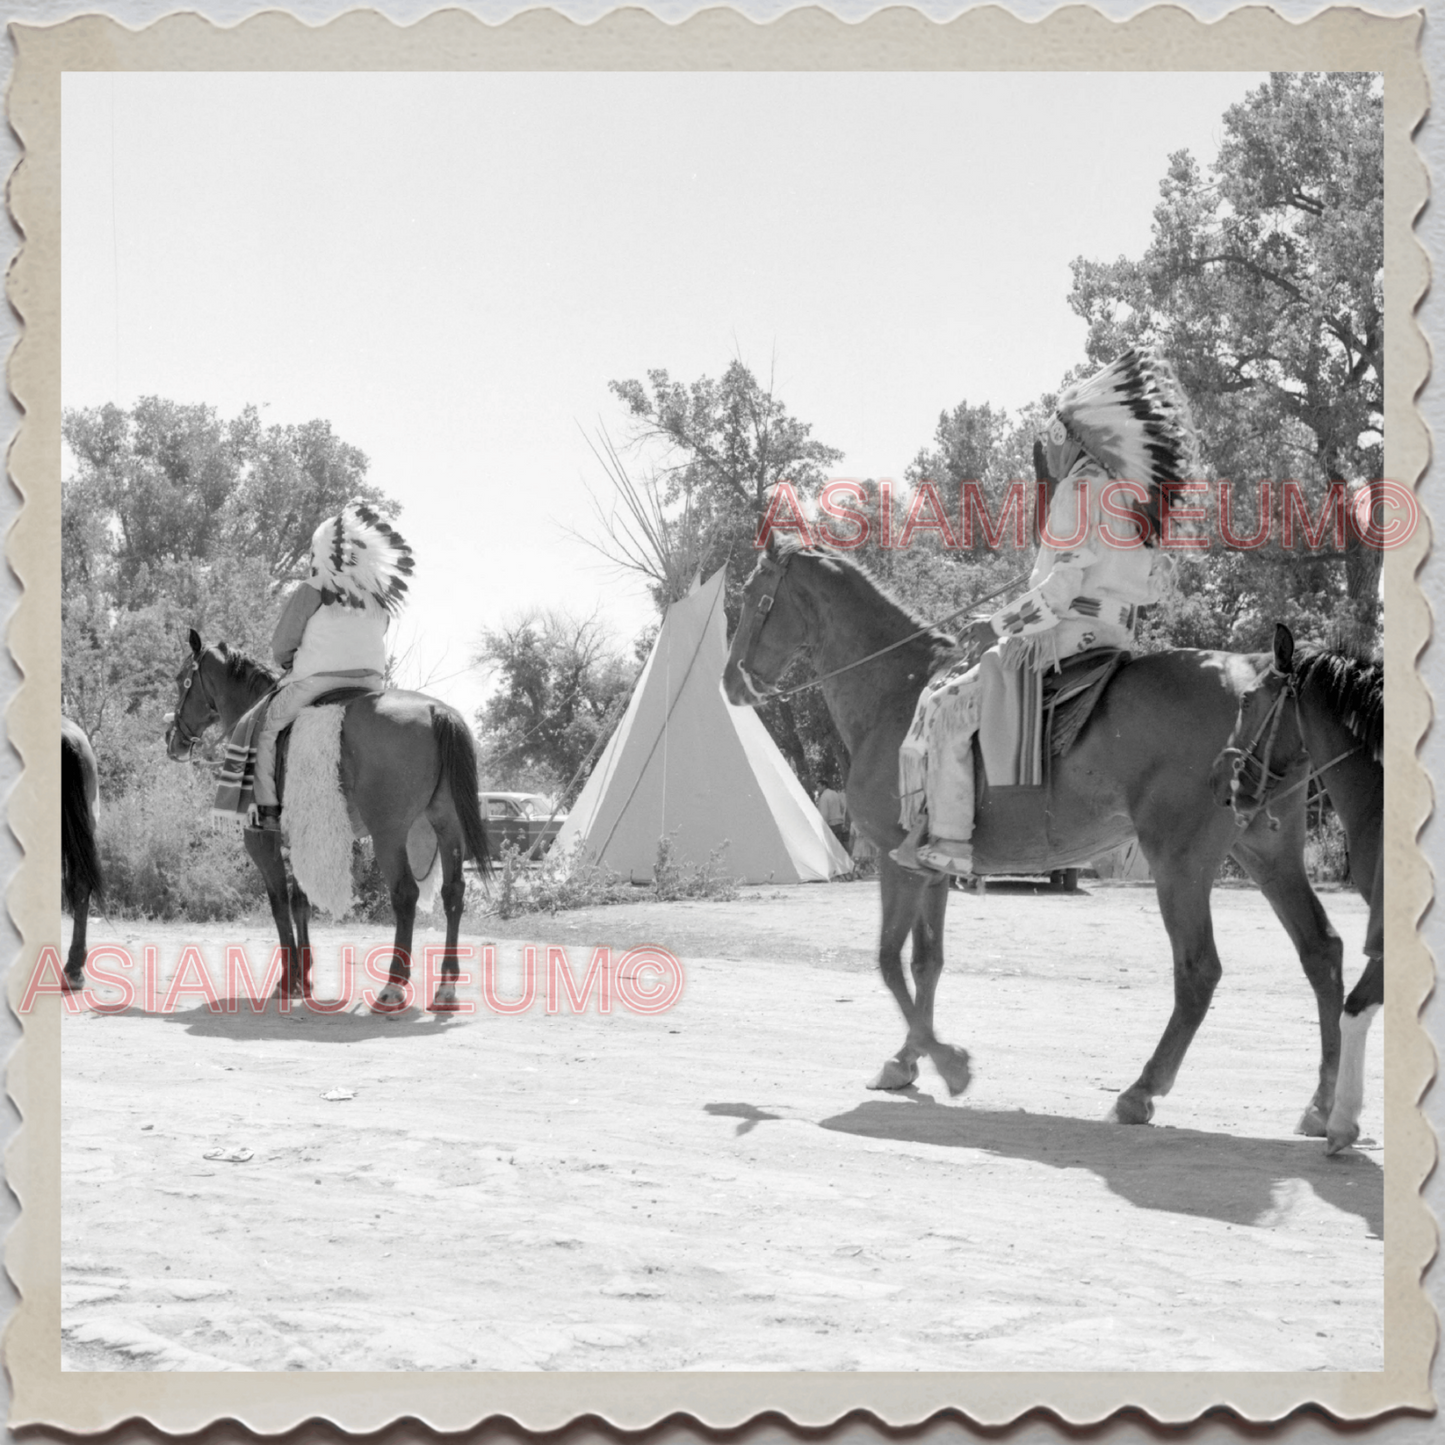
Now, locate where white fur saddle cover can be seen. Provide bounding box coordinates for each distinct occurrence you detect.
[285,705,441,918]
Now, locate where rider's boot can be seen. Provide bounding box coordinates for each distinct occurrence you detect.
[890,819,939,876]
[915,837,974,877]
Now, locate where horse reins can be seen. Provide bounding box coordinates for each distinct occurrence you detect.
[734,550,1029,701]
[1225,665,1361,830]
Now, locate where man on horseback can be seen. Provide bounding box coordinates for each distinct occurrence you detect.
[893,348,1199,876]
[250,501,414,830]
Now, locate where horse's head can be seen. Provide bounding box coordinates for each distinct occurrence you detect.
[722,536,821,707]
[1210,623,1305,826]
[165,628,223,761]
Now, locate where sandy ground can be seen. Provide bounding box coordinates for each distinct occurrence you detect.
[59,879,1382,1373]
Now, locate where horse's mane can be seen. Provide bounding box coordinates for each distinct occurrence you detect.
[774,538,957,652]
[1295,644,1383,765]
[216,642,278,693]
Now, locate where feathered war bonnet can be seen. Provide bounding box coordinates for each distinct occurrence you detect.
[1041,348,1201,545]
[307,502,415,613]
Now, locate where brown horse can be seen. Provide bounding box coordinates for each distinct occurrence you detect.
[61,717,103,991]
[167,630,490,1011]
[723,537,1347,1132]
[1212,623,1383,1153]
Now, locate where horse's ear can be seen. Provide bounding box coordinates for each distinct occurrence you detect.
[1273,623,1295,674]
[188,628,203,657]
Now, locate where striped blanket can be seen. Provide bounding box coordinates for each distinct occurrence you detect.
[211,696,271,822]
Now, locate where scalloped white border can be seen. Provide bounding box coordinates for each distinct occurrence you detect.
[4,4,1433,1432]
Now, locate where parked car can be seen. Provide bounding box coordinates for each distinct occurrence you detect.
[478,792,566,858]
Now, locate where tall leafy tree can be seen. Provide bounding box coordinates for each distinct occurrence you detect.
[596,360,847,793]
[474,610,636,797]
[1068,72,1383,647]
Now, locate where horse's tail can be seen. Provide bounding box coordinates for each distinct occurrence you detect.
[432,707,492,876]
[61,734,103,911]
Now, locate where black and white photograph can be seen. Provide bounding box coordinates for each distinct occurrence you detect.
[8,2,1432,1431]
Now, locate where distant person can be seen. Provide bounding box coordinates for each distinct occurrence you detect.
[816,783,849,851]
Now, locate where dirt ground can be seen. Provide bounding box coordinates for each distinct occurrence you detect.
[59,878,1382,1373]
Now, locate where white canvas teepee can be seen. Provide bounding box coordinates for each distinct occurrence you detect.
[555,567,851,884]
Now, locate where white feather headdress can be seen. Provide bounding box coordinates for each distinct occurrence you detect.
[308,502,414,613]
[1046,348,1201,539]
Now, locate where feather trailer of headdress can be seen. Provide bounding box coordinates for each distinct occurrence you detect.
[1054,348,1201,540]
[308,502,415,613]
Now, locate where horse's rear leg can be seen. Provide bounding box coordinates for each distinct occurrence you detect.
[372,836,420,1015]
[1114,860,1222,1124]
[1327,954,1381,1155]
[1233,831,1345,1136]
[64,884,90,992]
[244,827,306,1001]
[428,829,468,1014]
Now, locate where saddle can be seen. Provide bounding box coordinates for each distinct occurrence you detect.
[1042,648,1131,759]
[972,647,1130,875]
[211,684,383,822]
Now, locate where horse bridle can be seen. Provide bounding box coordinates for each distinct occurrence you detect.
[734,549,1028,703]
[167,653,219,755]
[731,551,793,701]
[1224,664,1361,831]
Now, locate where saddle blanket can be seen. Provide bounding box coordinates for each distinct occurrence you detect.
[211,696,270,821]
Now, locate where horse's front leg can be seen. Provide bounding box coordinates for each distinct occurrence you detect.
[289,877,314,1000]
[372,838,420,1015]
[244,826,303,1001]
[908,874,970,1095]
[1232,824,1345,1136]
[64,884,91,992]
[867,856,932,1092]
[1113,855,1222,1125]
[1327,955,1382,1155]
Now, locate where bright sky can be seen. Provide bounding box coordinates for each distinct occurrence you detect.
[62,70,1265,720]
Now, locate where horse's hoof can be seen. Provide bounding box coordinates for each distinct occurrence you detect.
[428,985,462,1014]
[1295,1104,1329,1138]
[928,1043,973,1097]
[62,970,86,995]
[371,984,410,1016]
[867,1058,919,1091]
[1111,1090,1154,1125]
[1324,1121,1360,1156]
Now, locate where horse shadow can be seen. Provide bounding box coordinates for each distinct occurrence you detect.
[138,998,459,1043]
[705,1097,1381,1239]
[813,1099,1383,1239]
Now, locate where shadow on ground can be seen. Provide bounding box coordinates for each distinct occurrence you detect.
[819,1099,1383,1238]
[108,998,466,1042]
[704,1097,1382,1239]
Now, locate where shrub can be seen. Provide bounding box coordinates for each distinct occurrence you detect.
[96,756,265,920]
[489,832,739,918]
[651,835,740,902]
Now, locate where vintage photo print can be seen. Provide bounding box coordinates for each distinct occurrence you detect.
[5,3,1431,1434]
